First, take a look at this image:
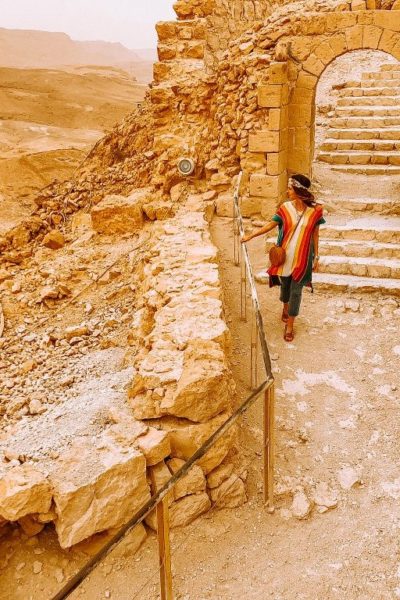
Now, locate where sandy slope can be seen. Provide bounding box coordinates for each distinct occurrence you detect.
[0,65,147,230]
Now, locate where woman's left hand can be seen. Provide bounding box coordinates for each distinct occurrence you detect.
[313,258,320,272]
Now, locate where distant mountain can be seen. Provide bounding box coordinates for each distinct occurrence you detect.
[134,48,158,62]
[0,28,143,69]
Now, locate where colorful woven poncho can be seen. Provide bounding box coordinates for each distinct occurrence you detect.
[268,201,326,286]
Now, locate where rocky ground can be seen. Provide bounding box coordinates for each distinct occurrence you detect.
[1,214,399,599]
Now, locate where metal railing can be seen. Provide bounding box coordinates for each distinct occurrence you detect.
[51,172,275,600]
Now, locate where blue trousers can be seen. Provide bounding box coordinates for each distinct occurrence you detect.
[279,276,304,317]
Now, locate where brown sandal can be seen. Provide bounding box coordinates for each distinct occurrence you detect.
[284,325,294,342]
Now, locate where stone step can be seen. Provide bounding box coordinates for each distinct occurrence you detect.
[380,64,400,72]
[318,151,400,166]
[361,79,400,89]
[321,197,398,215]
[329,127,400,140]
[337,96,400,107]
[329,164,400,175]
[255,271,400,296]
[320,139,400,152]
[340,79,400,92]
[335,106,400,117]
[313,272,400,296]
[362,71,400,81]
[318,255,400,279]
[322,218,400,243]
[319,239,400,259]
[339,86,400,97]
[330,116,400,128]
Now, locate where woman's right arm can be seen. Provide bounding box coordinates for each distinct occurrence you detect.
[241,220,278,243]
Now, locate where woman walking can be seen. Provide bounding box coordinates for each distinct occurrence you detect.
[242,174,325,342]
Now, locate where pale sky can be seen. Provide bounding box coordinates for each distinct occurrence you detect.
[1,0,175,49]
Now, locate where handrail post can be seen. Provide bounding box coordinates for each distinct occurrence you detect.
[263,382,275,509]
[155,496,173,600]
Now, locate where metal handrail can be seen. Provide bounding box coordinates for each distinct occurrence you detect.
[233,171,273,383]
[51,175,276,600]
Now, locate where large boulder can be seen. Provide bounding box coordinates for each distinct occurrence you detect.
[91,189,149,234]
[50,442,150,548]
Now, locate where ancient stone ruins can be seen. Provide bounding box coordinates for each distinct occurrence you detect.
[1,0,400,557]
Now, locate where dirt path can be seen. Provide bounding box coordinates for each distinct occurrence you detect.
[1,215,399,600]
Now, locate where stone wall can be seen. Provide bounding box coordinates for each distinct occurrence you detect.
[0,191,245,547]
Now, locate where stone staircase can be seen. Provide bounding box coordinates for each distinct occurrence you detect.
[317,64,400,175]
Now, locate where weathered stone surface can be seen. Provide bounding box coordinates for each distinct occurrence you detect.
[291,488,313,520]
[207,462,234,489]
[137,429,171,466]
[0,465,52,521]
[159,412,237,474]
[160,341,232,422]
[167,458,206,500]
[51,443,150,548]
[209,475,247,508]
[91,191,146,234]
[146,492,211,530]
[42,230,65,250]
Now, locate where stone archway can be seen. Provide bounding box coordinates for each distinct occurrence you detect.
[247,10,400,216]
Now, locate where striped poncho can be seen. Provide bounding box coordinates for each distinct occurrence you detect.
[268,201,326,286]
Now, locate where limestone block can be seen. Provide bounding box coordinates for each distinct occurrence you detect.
[250,174,279,198]
[156,22,177,42]
[207,463,234,489]
[363,25,382,49]
[290,104,313,127]
[158,44,177,61]
[379,29,400,54]
[91,191,146,235]
[160,340,231,422]
[302,54,325,77]
[209,475,247,508]
[295,71,318,91]
[393,0,400,9]
[267,62,288,84]
[325,12,357,33]
[314,41,335,65]
[329,34,348,57]
[167,458,206,500]
[51,444,150,548]
[290,36,315,62]
[345,25,364,50]
[137,429,171,466]
[258,84,289,108]
[146,492,211,530]
[160,412,237,474]
[267,150,287,176]
[215,194,234,217]
[269,107,289,131]
[240,196,261,217]
[0,465,52,522]
[249,130,281,153]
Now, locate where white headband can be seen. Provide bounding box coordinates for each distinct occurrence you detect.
[288,177,310,191]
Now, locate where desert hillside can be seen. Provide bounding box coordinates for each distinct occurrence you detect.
[0,62,148,233]
[0,28,153,80]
